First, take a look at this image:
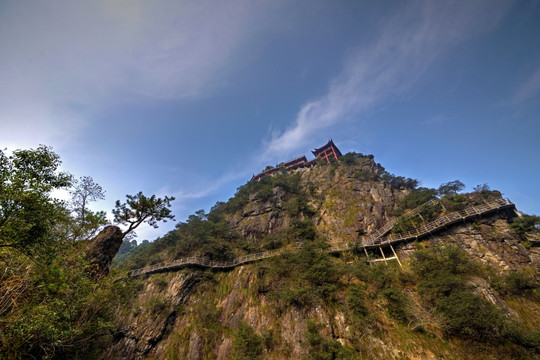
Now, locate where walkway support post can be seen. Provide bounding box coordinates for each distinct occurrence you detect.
[379,247,388,265]
[390,244,402,268]
[363,246,372,266]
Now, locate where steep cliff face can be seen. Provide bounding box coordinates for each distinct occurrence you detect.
[229,157,404,246]
[399,213,540,272]
[108,156,540,360]
[107,273,201,359]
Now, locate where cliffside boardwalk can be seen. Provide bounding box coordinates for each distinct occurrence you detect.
[124,198,514,278]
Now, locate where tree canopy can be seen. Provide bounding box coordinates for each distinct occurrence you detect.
[112,192,175,238]
[70,176,107,240]
[437,180,465,197]
[0,146,71,257]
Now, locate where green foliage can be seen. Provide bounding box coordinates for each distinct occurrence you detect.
[304,320,353,360]
[411,246,474,302]
[152,275,169,289]
[112,239,142,265]
[472,183,502,201]
[0,145,71,257]
[493,270,540,299]
[347,284,369,320]
[435,291,507,342]
[69,176,107,241]
[437,180,465,197]
[397,187,438,211]
[510,215,540,237]
[260,233,284,250]
[231,321,263,360]
[113,191,175,237]
[380,173,419,189]
[339,152,375,166]
[411,245,540,346]
[339,152,361,165]
[116,208,242,269]
[0,245,141,359]
[441,194,468,212]
[145,296,168,313]
[362,263,413,323]
[392,201,442,234]
[256,186,274,202]
[381,286,412,323]
[264,240,341,308]
[288,219,318,242]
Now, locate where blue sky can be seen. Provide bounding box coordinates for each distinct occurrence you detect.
[1,1,539,241]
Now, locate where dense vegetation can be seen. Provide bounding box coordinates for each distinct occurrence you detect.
[3,147,539,359]
[0,146,172,359]
[167,238,539,359]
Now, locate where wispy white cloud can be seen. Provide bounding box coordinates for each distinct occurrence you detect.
[0,0,279,150]
[262,1,512,161]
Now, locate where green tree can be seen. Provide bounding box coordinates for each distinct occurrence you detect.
[112,192,175,238]
[437,180,465,197]
[70,176,107,240]
[0,146,71,257]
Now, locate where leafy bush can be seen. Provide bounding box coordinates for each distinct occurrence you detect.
[441,194,468,212]
[145,296,168,313]
[232,321,263,360]
[494,270,539,299]
[260,233,285,250]
[288,219,318,242]
[381,287,413,323]
[397,187,438,211]
[410,245,540,346]
[347,285,369,320]
[264,241,341,308]
[411,246,473,302]
[510,215,540,237]
[304,320,354,360]
[0,247,141,359]
[152,275,169,289]
[436,291,507,342]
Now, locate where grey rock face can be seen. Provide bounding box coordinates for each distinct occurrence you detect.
[86,225,124,278]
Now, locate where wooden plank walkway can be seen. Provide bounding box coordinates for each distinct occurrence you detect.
[124,198,514,278]
[364,198,513,249]
[363,198,440,245]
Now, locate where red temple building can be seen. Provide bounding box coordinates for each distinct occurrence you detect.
[250,140,342,181]
[283,155,308,170]
[312,139,342,163]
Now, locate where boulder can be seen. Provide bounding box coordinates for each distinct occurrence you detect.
[86,225,124,278]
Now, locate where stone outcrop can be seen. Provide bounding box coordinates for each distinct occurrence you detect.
[229,158,403,246]
[86,225,124,277]
[106,272,201,359]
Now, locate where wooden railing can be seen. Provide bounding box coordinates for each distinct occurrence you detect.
[363,198,440,245]
[366,198,513,247]
[124,198,513,278]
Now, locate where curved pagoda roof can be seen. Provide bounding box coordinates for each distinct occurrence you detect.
[311,139,342,157]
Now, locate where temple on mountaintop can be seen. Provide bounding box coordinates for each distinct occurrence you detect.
[251,139,342,182]
[312,139,342,163]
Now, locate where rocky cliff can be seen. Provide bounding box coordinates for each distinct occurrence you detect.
[108,154,540,360]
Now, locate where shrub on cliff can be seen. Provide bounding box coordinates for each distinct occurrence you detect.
[411,245,540,346]
[232,321,263,360]
[510,214,540,238]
